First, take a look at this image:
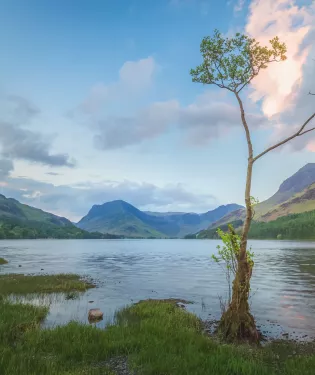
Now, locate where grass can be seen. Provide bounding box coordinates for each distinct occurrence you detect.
[0,273,95,295]
[0,257,8,265]
[0,274,315,374]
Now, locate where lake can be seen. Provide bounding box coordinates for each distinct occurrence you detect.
[1,239,315,340]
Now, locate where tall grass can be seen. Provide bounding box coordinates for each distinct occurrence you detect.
[0,273,95,295]
[0,273,314,374]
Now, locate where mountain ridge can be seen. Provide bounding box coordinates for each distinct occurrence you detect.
[77,200,243,238]
[0,194,118,239]
[199,163,315,236]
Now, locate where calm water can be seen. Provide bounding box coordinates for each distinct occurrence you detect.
[1,239,315,340]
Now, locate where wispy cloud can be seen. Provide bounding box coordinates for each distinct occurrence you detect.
[0,96,76,168]
[234,0,245,13]
[1,176,218,221]
[90,92,266,150]
[76,56,156,115]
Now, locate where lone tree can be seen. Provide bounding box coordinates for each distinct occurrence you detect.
[191,30,315,342]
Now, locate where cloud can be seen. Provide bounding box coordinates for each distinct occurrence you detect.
[45,172,62,176]
[0,95,39,125]
[246,0,313,117]
[0,176,218,221]
[0,95,75,167]
[78,56,156,115]
[245,0,315,152]
[234,0,245,13]
[0,122,75,167]
[92,93,266,150]
[0,159,14,180]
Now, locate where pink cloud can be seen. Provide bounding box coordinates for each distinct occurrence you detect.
[246,0,313,117]
[245,0,315,152]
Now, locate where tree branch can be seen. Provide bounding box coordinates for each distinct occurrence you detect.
[253,113,315,162]
[309,91,315,96]
[234,92,254,158]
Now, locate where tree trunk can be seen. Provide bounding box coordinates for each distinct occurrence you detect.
[218,92,259,343]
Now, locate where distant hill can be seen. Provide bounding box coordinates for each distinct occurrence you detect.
[189,163,315,240]
[0,194,118,239]
[255,163,315,219]
[76,200,243,238]
[194,210,315,240]
[0,194,71,226]
[205,163,315,230]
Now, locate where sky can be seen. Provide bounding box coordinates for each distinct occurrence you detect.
[0,0,314,221]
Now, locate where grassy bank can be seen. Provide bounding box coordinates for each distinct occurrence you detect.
[0,273,95,295]
[0,257,8,265]
[0,274,315,374]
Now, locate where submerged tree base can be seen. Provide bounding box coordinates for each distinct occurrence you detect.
[218,305,260,344]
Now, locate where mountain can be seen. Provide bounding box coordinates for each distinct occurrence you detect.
[0,194,72,226]
[195,209,315,240]
[77,200,166,238]
[76,200,243,238]
[255,163,315,219]
[206,163,315,230]
[0,194,116,239]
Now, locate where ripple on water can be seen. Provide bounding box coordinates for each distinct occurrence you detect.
[1,239,315,340]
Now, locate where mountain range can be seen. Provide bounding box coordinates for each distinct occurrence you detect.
[1,163,315,240]
[196,163,315,239]
[76,201,242,238]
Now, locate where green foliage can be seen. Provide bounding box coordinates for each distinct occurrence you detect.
[0,258,8,265]
[197,219,243,239]
[212,225,240,275]
[249,209,315,239]
[190,29,286,92]
[211,224,254,303]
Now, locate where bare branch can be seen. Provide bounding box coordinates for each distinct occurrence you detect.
[300,126,315,136]
[253,113,315,162]
[309,91,315,96]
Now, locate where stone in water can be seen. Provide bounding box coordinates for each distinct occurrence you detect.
[88,308,103,322]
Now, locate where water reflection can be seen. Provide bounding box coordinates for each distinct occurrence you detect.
[1,239,315,340]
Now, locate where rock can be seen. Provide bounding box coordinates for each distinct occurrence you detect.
[88,300,94,303]
[88,308,103,322]
[18,265,22,267]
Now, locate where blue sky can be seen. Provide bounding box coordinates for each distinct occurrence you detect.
[0,0,314,220]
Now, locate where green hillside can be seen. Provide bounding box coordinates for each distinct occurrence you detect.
[0,194,121,239]
[207,163,315,230]
[0,194,71,226]
[249,210,315,240]
[189,210,315,241]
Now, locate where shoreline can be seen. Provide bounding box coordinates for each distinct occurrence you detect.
[1,273,315,374]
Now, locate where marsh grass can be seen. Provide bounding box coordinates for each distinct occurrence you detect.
[0,273,95,295]
[0,274,314,374]
[0,257,8,265]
